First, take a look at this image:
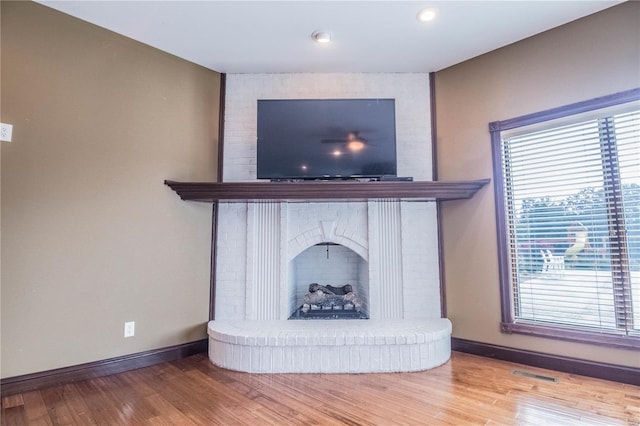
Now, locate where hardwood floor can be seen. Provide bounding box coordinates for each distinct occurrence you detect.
[2,352,638,425]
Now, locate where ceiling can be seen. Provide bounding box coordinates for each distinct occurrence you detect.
[37,1,623,74]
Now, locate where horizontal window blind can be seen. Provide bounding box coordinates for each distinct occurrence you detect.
[500,109,639,336]
[614,111,640,331]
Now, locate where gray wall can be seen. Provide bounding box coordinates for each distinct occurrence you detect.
[1,2,220,377]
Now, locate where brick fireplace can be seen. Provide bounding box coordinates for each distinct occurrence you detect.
[215,199,440,321]
[207,73,452,373]
[210,197,451,373]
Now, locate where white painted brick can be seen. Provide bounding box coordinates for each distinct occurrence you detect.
[360,346,372,372]
[250,346,260,372]
[214,72,447,369]
[208,319,450,373]
[224,73,431,182]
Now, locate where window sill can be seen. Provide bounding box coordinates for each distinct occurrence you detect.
[501,321,640,350]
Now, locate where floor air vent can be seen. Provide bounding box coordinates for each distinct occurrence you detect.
[512,369,558,383]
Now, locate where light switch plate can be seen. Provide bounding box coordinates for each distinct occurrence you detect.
[124,321,135,338]
[1,123,13,142]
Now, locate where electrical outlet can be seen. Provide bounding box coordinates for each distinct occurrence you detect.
[124,321,135,338]
[0,123,13,142]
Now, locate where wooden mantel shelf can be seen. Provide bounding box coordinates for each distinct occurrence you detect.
[164,179,490,202]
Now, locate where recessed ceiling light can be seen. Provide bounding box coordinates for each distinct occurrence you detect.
[417,8,437,22]
[311,31,331,43]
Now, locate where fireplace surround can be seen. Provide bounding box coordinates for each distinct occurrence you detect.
[214,199,441,322]
[170,73,488,373]
[164,179,489,373]
[205,197,453,373]
[165,179,489,373]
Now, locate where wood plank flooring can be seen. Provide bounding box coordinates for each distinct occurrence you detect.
[2,351,638,425]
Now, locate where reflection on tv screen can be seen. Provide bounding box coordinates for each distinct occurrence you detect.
[257,99,397,180]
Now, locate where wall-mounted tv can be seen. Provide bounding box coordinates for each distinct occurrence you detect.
[257,99,396,180]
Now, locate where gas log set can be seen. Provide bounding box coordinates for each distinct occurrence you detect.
[289,283,367,320]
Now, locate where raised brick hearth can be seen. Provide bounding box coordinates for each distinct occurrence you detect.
[208,319,452,373]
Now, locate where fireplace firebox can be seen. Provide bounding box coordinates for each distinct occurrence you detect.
[289,283,368,320]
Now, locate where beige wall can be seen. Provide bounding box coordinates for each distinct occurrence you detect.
[436,2,640,367]
[1,2,220,377]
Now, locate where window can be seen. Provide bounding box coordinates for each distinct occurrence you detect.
[490,89,640,348]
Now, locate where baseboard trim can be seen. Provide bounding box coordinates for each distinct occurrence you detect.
[1,339,208,397]
[451,337,639,386]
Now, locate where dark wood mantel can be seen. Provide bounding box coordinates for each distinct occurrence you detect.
[164,179,490,202]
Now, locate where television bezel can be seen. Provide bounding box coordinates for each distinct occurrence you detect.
[256,98,397,180]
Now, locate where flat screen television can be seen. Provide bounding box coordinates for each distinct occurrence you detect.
[257,98,397,180]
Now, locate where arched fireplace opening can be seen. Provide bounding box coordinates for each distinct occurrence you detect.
[288,243,369,319]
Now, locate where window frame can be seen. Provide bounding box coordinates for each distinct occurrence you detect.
[489,88,640,349]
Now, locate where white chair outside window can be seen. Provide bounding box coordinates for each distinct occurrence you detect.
[546,249,565,272]
[541,249,565,273]
[540,250,550,272]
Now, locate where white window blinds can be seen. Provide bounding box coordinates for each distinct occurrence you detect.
[499,106,639,339]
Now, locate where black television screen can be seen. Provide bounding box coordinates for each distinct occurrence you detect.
[257,99,396,180]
